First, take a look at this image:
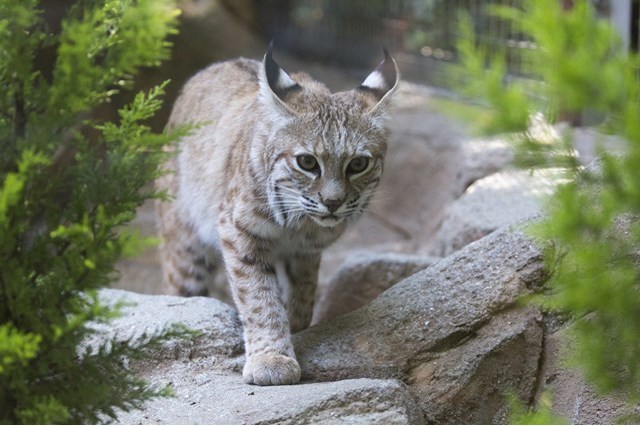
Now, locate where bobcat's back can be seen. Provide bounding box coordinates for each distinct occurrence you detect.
[168,58,260,132]
[164,58,261,236]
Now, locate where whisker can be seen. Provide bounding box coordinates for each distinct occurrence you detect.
[275,185,303,197]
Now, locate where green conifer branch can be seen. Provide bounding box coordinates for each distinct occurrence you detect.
[454,0,640,422]
[0,1,191,423]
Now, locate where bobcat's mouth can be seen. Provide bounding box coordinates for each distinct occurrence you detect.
[310,214,344,228]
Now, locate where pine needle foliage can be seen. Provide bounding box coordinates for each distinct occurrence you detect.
[0,0,190,423]
[454,0,640,422]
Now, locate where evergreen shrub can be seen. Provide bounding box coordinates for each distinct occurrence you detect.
[0,0,190,423]
[455,0,640,422]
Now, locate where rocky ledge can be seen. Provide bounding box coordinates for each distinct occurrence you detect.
[111,91,635,424]
[107,223,542,425]
[109,219,634,424]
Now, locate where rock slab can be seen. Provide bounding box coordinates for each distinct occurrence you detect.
[536,323,640,424]
[296,226,546,423]
[313,251,438,324]
[296,226,545,381]
[116,369,422,425]
[433,168,567,256]
[101,289,423,425]
[105,223,549,424]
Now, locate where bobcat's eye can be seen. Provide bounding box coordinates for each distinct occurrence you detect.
[346,157,370,175]
[296,154,319,173]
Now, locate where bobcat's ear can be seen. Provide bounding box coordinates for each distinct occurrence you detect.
[259,42,301,121]
[358,47,399,113]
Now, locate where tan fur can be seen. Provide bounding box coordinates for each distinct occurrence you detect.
[156,51,398,385]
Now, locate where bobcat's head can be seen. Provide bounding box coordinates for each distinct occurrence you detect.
[258,44,398,229]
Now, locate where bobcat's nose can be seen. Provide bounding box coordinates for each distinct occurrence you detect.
[322,197,344,213]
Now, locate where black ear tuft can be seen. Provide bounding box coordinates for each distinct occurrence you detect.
[358,47,399,102]
[265,40,278,88]
[263,41,301,100]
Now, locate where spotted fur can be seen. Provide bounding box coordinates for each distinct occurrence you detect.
[156,46,398,385]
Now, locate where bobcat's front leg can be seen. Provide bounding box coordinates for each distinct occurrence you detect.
[219,231,300,385]
[286,253,321,333]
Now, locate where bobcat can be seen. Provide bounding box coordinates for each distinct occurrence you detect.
[156,44,398,385]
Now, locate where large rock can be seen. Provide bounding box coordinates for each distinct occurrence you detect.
[313,251,438,324]
[535,323,639,424]
[457,136,514,195]
[104,224,547,424]
[296,226,545,380]
[411,306,542,424]
[100,290,423,424]
[295,225,547,423]
[116,370,423,425]
[428,125,627,258]
[570,126,628,166]
[433,168,567,256]
[97,289,244,371]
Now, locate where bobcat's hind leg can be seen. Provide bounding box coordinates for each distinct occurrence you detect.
[156,200,220,297]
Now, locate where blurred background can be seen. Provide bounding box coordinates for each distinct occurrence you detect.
[40,0,640,132]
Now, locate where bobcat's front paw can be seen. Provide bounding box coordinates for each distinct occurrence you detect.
[243,353,301,386]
